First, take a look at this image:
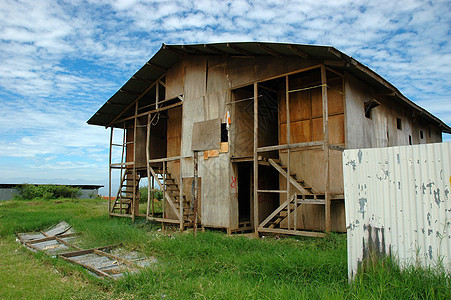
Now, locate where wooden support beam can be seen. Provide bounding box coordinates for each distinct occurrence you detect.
[257,190,288,193]
[108,127,113,214]
[119,89,141,96]
[182,45,209,55]
[117,101,182,123]
[145,62,167,72]
[285,75,291,230]
[132,76,154,84]
[253,82,259,236]
[108,74,165,127]
[162,44,188,56]
[257,227,326,238]
[146,114,151,219]
[59,256,112,278]
[259,196,292,228]
[227,43,255,57]
[287,45,309,59]
[268,159,311,195]
[26,233,79,244]
[257,141,323,152]
[257,42,282,57]
[204,44,229,56]
[321,64,331,233]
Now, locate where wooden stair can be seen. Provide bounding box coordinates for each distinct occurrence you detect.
[149,166,198,226]
[259,158,326,233]
[267,158,319,195]
[111,169,140,214]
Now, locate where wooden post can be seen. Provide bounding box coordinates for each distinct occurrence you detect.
[156,82,159,109]
[193,151,199,236]
[132,102,138,222]
[285,75,291,231]
[179,160,184,231]
[108,127,113,215]
[321,65,331,233]
[151,174,155,217]
[146,114,151,219]
[253,83,259,236]
[163,161,166,220]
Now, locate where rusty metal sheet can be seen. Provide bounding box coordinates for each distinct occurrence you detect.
[343,142,451,280]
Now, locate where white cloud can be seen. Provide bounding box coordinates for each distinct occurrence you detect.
[0,0,449,184]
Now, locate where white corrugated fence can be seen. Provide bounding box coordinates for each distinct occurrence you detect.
[343,142,450,279]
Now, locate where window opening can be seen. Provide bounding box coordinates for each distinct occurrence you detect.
[397,118,402,130]
[221,123,228,143]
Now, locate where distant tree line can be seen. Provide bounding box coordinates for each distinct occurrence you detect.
[15,184,81,200]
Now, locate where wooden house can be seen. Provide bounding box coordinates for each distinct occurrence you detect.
[88,42,450,237]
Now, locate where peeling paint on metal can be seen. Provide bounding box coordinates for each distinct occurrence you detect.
[343,142,451,280]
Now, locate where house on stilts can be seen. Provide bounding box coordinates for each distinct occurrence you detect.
[88,42,451,237]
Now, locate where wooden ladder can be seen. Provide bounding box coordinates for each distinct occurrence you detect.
[111,169,141,215]
[149,166,199,226]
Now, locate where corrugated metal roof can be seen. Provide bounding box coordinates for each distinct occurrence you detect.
[343,142,451,279]
[87,42,451,133]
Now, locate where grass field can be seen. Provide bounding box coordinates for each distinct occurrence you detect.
[0,198,449,299]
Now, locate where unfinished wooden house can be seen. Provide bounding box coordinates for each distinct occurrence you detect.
[88,42,451,237]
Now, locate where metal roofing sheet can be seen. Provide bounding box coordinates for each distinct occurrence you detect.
[87,42,451,133]
[343,142,451,280]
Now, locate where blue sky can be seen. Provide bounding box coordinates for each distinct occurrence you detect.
[0,0,450,194]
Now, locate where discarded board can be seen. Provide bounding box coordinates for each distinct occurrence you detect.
[16,221,156,279]
[17,221,80,254]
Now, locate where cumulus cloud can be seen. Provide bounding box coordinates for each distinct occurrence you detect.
[0,0,449,185]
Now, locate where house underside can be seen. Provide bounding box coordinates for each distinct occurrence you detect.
[88,42,450,237]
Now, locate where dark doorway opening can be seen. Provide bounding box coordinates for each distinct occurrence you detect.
[237,162,252,224]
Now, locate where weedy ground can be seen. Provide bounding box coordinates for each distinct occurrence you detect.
[0,198,448,299]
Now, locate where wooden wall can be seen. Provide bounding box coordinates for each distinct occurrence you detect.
[344,71,442,150]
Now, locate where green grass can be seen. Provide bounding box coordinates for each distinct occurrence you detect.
[0,198,449,299]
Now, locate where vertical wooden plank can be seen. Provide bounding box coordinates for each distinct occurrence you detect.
[193,151,199,236]
[321,65,331,232]
[132,102,138,222]
[286,75,291,230]
[253,82,259,236]
[163,161,166,220]
[146,114,151,219]
[179,106,184,231]
[108,127,113,215]
[151,174,155,216]
[156,82,159,109]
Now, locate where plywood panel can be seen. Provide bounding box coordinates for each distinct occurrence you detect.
[192,118,221,151]
[181,97,205,157]
[165,60,184,100]
[207,57,229,94]
[291,120,311,143]
[327,79,344,115]
[205,90,227,121]
[290,91,311,121]
[312,118,324,141]
[167,106,182,157]
[200,154,230,227]
[311,88,322,117]
[184,56,206,101]
[329,114,345,145]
